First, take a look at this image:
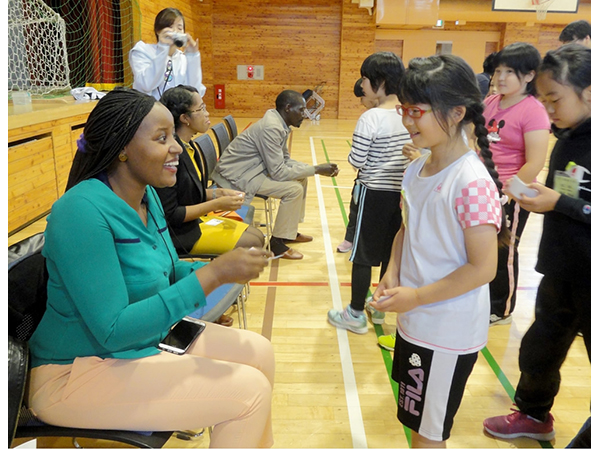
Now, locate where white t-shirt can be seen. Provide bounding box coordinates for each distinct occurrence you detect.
[129,41,206,100]
[397,150,502,354]
[348,107,411,191]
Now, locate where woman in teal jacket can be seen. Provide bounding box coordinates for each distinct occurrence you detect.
[27,88,275,448]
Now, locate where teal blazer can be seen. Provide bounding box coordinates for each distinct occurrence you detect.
[29,179,206,367]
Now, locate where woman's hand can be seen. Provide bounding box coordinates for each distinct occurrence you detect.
[516,183,560,213]
[217,188,245,199]
[197,247,271,292]
[216,193,244,212]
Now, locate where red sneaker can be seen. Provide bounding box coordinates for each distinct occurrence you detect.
[483,409,555,441]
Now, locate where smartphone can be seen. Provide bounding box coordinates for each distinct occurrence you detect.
[158,317,206,355]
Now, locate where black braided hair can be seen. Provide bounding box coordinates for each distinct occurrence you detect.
[160,84,199,130]
[399,54,509,246]
[66,87,157,191]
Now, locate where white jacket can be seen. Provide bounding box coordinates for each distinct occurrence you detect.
[129,41,206,100]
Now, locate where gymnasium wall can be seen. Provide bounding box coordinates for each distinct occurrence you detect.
[135,0,591,119]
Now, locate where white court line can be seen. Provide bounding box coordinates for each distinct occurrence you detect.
[310,136,367,449]
[321,185,353,190]
[309,136,353,141]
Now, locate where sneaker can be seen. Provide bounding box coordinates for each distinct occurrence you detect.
[483,409,555,441]
[490,314,513,326]
[336,240,353,253]
[328,305,368,334]
[377,333,396,351]
[365,298,385,324]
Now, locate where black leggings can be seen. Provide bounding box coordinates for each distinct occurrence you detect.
[515,275,591,422]
[350,260,389,312]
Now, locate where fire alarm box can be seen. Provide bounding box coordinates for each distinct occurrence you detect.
[214,84,225,109]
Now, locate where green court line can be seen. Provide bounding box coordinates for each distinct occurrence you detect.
[321,139,410,446]
[320,138,552,449]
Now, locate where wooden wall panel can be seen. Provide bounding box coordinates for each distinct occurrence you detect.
[337,0,376,120]
[211,0,342,118]
[8,105,92,233]
[8,137,58,232]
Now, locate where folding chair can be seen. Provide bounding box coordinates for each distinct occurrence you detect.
[210,123,231,157]
[223,115,238,139]
[302,82,326,121]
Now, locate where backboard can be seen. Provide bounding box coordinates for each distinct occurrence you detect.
[492,0,579,13]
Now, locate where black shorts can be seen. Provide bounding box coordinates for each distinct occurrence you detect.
[349,183,402,267]
[392,332,478,441]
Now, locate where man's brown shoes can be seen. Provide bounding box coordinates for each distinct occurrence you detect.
[280,248,304,260]
[283,233,313,244]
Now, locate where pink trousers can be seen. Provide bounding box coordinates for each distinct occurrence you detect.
[28,322,275,448]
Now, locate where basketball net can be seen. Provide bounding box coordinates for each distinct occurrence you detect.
[532,0,554,20]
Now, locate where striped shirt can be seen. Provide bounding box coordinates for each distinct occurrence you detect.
[348,107,411,191]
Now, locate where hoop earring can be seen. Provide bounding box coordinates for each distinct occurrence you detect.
[118,153,128,162]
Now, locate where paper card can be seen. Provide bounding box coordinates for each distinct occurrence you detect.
[553,171,580,198]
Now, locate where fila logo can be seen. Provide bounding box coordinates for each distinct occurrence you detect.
[398,354,425,417]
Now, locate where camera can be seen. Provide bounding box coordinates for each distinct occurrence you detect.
[171,32,188,47]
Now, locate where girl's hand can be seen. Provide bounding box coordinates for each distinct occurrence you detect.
[371,270,398,302]
[157,27,176,46]
[402,142,422,161]
[369,286,421,314]
[185,35,199,53]
[517,183,560,213]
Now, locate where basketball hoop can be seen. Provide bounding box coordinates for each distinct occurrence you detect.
[532,0,554,20]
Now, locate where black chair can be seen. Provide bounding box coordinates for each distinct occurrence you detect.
[7,234,187,448]
[223,115,238,139]
[194,133,218,189]
[211,123,231,157]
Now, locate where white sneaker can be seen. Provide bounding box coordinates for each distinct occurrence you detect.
[365,298,385,324]
[327,305,368,334]
[336,240,353,253]
[490,314,513,326]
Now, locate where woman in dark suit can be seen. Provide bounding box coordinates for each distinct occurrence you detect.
[157,85,264,256]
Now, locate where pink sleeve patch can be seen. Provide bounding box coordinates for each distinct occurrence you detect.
[455,179,502,231]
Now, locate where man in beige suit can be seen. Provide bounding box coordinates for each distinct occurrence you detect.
[212,90,339,259]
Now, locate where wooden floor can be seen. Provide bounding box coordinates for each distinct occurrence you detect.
[9,118,591,449]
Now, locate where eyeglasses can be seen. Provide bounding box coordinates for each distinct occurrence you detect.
[396,105,432,119]
[188,103,207,114]
[164,59,173,82]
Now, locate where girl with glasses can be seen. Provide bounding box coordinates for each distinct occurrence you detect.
[368,54,508,448]
[129,8,206,100]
